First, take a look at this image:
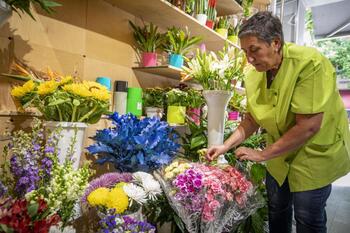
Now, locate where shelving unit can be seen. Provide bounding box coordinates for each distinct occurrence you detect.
[216,0,243,16]
[132,65,183,81]
[105,0,239,51]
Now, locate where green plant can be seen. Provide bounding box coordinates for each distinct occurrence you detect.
[216,16,230,29]
[143,87,165,108]
[228,19,241,36]
[185,0,195,15]
[242,0,254,17]
[129,21,164,53]
[163,27,202,55]
[229,92,246,112]
[206,6,217,21]
[185,88,204,108]
[195,0,207,15]
[166,89,188,106]
[4,0,61,20]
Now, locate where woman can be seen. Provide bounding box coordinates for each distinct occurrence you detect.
[206,11,350,233]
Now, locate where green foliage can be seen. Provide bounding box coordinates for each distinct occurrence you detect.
[163,27,202,55]
[129,21,164,53]
[185,0,195,15]
[242,0,254,17]
[166,88,188,106]
[207,6,217,21]
[195,0,207,15]
[143,87,165,108]
[228,92,246,112]
[4,0,61,20]
[185,88,204,108]
[216,16,230,29]
[316,39,350,79]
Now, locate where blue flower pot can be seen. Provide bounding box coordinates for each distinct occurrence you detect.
[169,54,184,68]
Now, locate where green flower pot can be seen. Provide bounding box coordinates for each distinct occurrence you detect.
[167,106,186,125]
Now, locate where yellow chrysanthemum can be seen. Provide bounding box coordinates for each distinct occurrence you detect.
[37,80,58,95]
[58,76,73,86]
[11,80,36,98]
[114,182,127,189]
[105,187,129,214]
[87,187,110,206]
[62,83,92,98]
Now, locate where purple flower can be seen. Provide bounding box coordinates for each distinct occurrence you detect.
[0,181,7,198]
[44,146,55,154]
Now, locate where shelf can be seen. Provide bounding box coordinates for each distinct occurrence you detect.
[0,111,42,117]
[253,0,271,6]
[133,65,183,81]
[217,0,243,16]
[106,0,239,51]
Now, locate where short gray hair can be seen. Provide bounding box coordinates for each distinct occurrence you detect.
[238,11,284,51]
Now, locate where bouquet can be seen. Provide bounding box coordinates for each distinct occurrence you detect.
[0,119,91,229]
[82,171,162,216]
[99,213,155,233]
[0,198,60,233]
[155,160,264,233]
[87,113,180,172]
[11,76,110,123]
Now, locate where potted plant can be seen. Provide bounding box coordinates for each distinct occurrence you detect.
[163,27,202,68]
[228,92,246,121]
[185,0,195,15]
[185,88,204,125]
[166,88,188,125]
[129,21,164,67]
[215,16,230,39]
[181,46,246,162]
[195,0,208,25]
[227,17,241,44]
[143,87,165,118]
[205,0,217,29]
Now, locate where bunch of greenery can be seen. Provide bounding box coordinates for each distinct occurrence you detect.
[216,16,230,29]
[242,0,254,17]
[4,0,61,20]
[206,6,217,21]
[228,92,246,112]
[163,27,202,56]
[143,87,165,108]
[228,18,241,36]
[195,0,207,15]
[166,88,188,106]
[185,88,204,108]
[129,21,164,53]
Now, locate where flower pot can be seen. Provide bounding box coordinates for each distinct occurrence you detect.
[169,53,184,68]
[187,107,201,125]
[228,111,240,121]
[203,90,232,163]
[215,28,228,39]
[195,14,207,25]
[0,0,11,28]
[206,20,214,29]
[44,121,88,170]
[167,106,186,125]
[142,52,157,67]
[227,35,238,44]
[145,107,164,119]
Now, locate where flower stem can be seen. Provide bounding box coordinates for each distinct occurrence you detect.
[78,105,97,122]
[57,106,63,121]
[71,106,77,122]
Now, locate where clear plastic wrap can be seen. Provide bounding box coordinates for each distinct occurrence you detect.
[155,160,265,233]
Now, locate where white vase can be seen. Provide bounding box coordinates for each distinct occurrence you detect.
[203,90,232,163]
[44,121,88,170]
[195,14,207,25]
[0,0,11,28]
[145,107,163,119]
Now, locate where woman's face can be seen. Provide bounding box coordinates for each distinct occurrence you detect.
[240,35,281,72]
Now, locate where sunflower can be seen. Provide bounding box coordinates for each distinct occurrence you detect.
[105,187,129,213]
[11,80,36,98]
[58,76,73,86]
[87,187,110,207]
[62,83,92,98]
[83,81,110,101]
[37,80,58,95]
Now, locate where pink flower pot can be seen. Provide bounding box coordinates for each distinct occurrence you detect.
[228,111,240,121]
[142,52,157,67]
[206,20,214,29]
[187,108,201,125]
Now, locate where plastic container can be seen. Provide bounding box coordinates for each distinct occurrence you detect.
[127,87,143,116]
[113,81,128,115]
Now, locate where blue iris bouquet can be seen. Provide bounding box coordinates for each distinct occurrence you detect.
[87,113,180,172]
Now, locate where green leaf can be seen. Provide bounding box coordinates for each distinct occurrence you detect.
[250,163,266,184]
[27,202,39,218]
[190,135,206,149]
[73,99,80,106]
[0,224,14,233]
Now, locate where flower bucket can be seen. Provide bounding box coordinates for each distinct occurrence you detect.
[227,35,238,44]
[169,53,184,68]
[215,28,228,39]
[142,52,157,67]
[0,0,11,28]
[44,121,88,170]
[203,90,232,163]
[187,107,201,125]
[145,107,164,119]
[206,20,214,29]
[167,106,186,125]
[195,14,207,25]
[228,111,239,121]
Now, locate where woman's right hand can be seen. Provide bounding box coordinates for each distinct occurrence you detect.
[206,144,229,161]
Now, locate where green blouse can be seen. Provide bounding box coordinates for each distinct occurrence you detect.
[245,42,350,192]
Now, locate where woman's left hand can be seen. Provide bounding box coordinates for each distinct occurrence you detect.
[235,147,266,162]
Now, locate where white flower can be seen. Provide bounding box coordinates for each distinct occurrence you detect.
[133,171,154,184]
[123,183,147,204]
[142,178,162,201]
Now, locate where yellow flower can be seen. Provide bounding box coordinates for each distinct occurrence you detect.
[59,76,73,86]
[37,80,58,95]
[105,187,129,213]
[62,83,92,98]
[11,80,36,98]
[114,182,127,188]
[83,81,110,101]
[87,187,110,207]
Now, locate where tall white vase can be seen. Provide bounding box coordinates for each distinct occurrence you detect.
[203,90,232,163]
[44,121,88,170]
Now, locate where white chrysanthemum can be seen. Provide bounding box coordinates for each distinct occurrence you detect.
[142,178,162,201]
[133,171,154,184]
[123,183,147,204]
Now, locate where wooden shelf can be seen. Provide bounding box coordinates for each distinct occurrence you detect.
[217,0,243,16]
[253,0,271,6]
[0,111,42,117]
[106,0,239,51]
[132,65,183,81]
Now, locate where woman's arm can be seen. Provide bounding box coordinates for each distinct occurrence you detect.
[236,112,323,162]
